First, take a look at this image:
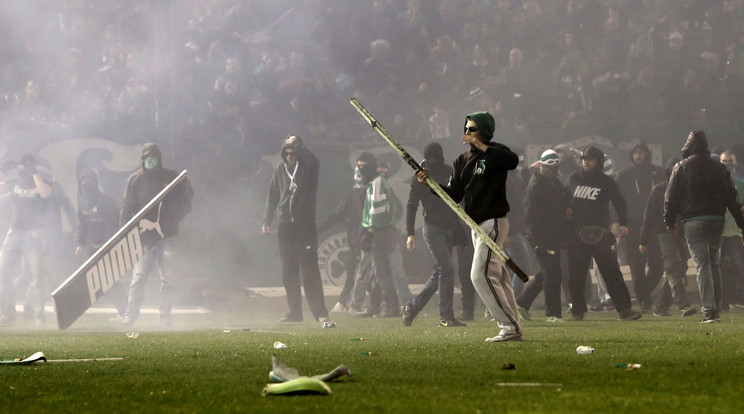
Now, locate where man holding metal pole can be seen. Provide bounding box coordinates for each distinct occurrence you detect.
[416,112,523,342]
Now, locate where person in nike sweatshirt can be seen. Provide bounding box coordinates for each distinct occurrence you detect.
[565,145,642,321]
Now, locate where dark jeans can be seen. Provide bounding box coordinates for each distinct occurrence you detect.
[568,229,632,315]
[683,220,724,317]
[518,246,563,317]
[277,220,328,320]
[408,224,455,319]
[622,230,663,306]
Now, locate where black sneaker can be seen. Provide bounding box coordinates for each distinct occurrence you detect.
[653,308,671,317]
[618,309,643,321]
[700,316,720,324]
[680,305,697,317]
[401,305,417,327]
[439,319,466,327]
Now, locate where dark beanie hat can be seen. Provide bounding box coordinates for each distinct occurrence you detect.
[465,111,495,142]
[19,154,36,167]
[580,145,604,161]
[423,142,444,161]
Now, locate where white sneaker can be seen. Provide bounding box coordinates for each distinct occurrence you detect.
[485,332,524,342]
[330,302,348,313]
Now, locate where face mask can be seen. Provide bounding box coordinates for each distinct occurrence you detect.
[359,165,377,183]
[143,157,159,170]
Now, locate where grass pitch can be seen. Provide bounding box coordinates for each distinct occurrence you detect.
[2,307,744,414]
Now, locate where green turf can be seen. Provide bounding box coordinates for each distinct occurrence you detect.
[1,309,743,414]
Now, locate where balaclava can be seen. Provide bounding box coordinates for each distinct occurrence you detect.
[423,142,445,166]
[357,151,378,183]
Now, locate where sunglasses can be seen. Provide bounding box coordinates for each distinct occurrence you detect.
[464,126,479,134]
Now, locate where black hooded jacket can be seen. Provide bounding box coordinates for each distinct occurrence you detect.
[120,143,193,240]
[664,132,744,229]
[615,142,664,230]
[262,137,319,226]
[441,142,519,224]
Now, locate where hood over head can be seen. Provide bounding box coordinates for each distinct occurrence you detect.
[357,151,378,183]
[423,142,445,164]
[465,111,495,143]
[141,143,162,170]
[280,135,304,163]
[629,138,651,162]
[681,130,710,159]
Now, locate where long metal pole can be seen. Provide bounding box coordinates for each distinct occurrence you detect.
[349,98,528,282]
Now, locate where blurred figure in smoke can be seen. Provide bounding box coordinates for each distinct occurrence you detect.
[317,161,368,314]
[0,155,52,327]
[262,135,331,325]
[376,161,413,305]
[75,169,127,320]
[120,143,193,327]
[402,142,468,327]
[13,161,79,321]
[349,152,401,318]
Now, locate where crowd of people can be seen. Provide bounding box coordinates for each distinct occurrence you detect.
[2,1,744,170]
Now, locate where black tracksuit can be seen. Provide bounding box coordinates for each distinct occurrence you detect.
[566,167,633,315]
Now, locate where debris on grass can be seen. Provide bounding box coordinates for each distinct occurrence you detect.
[273,341,288,349]
[269,356,350,383]
[616,363,642,370]
[500,363,516,370]
[262,377,332,396]
[576,346,595,354]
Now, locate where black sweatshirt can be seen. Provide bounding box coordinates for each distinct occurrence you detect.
[441,142,519,224]
[567,169,628,229]
[406,160,460,236]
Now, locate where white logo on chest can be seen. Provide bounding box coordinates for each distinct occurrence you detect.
[574,185,601,200]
